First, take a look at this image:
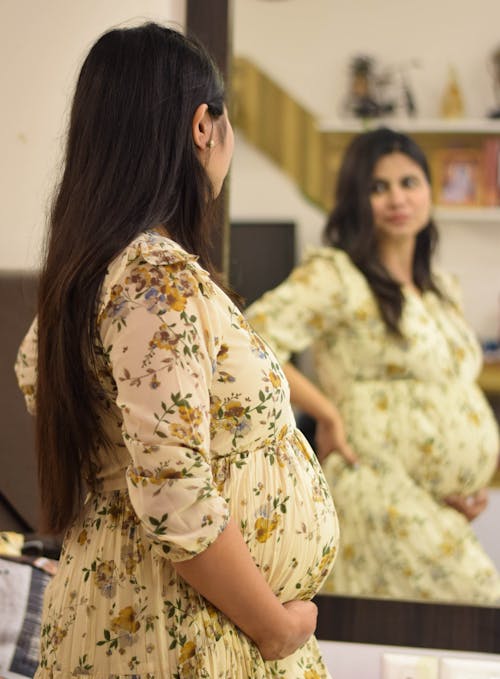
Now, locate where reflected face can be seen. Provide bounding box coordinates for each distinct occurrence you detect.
[206,108,234,197]
[370,152,431,244]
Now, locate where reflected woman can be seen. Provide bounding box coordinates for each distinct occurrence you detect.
[247,127,500,604]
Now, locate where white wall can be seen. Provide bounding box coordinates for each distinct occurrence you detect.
[234,0,500,119]
[318,640,500,679]
[1,0,186,270]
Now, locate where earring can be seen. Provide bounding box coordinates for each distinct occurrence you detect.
[207,139,215,149]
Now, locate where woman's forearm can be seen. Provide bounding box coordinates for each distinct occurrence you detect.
[283,362,357,465]
[283,362,338,421]
[173,517,317,660]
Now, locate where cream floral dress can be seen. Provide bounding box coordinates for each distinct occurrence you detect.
[15,231,339,679]
[246,247,500,604]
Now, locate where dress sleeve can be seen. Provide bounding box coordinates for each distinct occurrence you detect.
[99,256,230,562]
[15,316,38,416]
[246,250,346,363]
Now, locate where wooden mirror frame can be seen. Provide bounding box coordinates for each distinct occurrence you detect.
[315,594,500,653]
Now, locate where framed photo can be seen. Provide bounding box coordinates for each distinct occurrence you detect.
[433,148,483,207]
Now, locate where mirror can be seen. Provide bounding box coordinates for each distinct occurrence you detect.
[230,0,500,611]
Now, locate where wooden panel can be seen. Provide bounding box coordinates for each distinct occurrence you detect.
[186,0,232,274]
[315,594,500,653]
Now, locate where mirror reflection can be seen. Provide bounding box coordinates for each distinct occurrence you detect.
[230,0,500,606]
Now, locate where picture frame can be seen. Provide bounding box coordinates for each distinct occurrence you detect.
[433,148,483,207]
[482,137,500,206]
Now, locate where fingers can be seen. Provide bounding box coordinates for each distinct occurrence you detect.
[444,490,489,521]
[338,442,359,467]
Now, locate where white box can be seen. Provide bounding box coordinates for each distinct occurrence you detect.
[382,652,439,679]
[440,657,500,679]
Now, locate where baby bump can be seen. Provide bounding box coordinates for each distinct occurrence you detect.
[343,380,499,497]
[404,382,499,496]
[212,430,339,602]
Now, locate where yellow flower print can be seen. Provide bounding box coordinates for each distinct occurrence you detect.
[376,395,388,411]
[150,466,184,484]
[164,283,187,312]
[169,422,203,446]
[277,424,289,441]
[386,364,406,377]
[101,284,128,320]
[217,371,236,383]
[268,371,281,389]
[77,529,88,545]
[304,670,321,679]
[354,307,368,321]
[452,345,466,362]
[178,404,203,426]
[217,343,229,362]
[440,540,457,557]
[308,312,324,330]
[50,625,67,648]
[419,440,434,455]
[343,544,355,560]
[468,411,480,426]
[121,542,145,575]
[93,560,117,598]
[318,546,336,575]
[254,514,280,543]
[128,466,152,487]
[223,399,245,419]
[204,603,224,639]
[126,266,152,293]
[294,434,311,461]
[149,323,180,351]
[178,640,197,663]
[210,395,222,418]
[290,268,312,284]
[111,606,141,634]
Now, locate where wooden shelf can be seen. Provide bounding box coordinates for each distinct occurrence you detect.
[318,118,500,134]
[435,207,500,223]
[479,362,500,395]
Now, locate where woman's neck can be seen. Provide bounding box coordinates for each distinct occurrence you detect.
[377,238,416,288]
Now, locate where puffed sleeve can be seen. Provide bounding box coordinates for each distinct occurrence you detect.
[99,249,230,562]
[15,316,38,416]
[246,248,347,363]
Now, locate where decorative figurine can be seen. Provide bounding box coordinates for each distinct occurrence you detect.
[345,55,381,118]
[440,66,465,118]
[488,45,500,118]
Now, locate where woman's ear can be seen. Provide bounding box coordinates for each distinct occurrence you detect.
[192,103,212,150]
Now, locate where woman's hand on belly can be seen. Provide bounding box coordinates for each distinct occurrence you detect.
[444,487,489,521]
[257,600,318,660]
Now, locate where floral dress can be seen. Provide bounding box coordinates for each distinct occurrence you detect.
[246,246,500,604]
[15,231,338,679]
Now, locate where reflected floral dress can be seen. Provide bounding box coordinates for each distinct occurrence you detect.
[15,231,339,678]
[247,246,500,604]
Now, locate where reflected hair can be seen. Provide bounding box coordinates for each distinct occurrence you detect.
[36,23,227,533]
[323,127,442,334]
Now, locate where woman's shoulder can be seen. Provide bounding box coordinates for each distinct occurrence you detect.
[108,230,211,284]
[100,230,215,312]
[431,267,463,309]
[124,229,199,267]
[301,245,357,279]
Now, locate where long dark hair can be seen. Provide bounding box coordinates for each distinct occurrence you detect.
[323,127,441,334]
[37,23,227,533]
